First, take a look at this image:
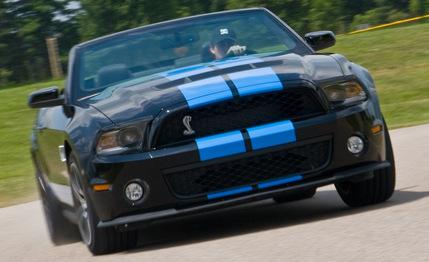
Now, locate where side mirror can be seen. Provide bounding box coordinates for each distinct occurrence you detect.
[304,31,336,51]
[28,87,65,108]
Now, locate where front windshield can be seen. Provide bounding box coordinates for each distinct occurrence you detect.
[73,10,310,99]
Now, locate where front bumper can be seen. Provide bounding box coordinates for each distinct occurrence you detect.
[100,161,389,231]
[89,100,387,224]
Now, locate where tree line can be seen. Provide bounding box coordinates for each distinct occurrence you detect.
[0,0,428,86]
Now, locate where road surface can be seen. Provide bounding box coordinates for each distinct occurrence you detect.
[1,124,429,261]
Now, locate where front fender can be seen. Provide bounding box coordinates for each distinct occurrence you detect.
[65,105,114,180]
[330,53,383,119]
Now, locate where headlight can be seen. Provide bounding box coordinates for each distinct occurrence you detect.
[322,81,367,106]
[96,122,148,155]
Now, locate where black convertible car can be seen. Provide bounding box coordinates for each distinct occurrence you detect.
[28,8,395,254]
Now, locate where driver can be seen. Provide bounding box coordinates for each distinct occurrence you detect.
[209,27,248,60]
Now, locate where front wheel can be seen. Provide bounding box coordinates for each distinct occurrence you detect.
[335,120,396,207]
[36,172,79,244]
[68,155,138,255]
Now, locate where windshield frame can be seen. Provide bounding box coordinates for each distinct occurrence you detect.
[69,8,314,103]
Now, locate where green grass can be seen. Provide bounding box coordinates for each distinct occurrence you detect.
[0,80,64,207]
[328,21,429,128]
[1,22,429,207]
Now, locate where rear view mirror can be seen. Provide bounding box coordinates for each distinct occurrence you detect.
[304,31,336,51]
[28,86,64,108]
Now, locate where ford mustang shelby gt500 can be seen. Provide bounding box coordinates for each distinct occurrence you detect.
[28,8,395,254]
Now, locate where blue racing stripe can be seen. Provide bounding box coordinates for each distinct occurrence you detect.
[247,120,296,150]
[257,175,303,189]
[177,76,233,109]
[161,65,213,80]
[211,56,263,69]
[207,186,253,200]
[228,67,283,96]
[196,130,246,161]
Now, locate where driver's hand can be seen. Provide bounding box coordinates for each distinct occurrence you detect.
[226,45,247,56]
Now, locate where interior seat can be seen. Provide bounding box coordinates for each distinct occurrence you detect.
[97,64,132,87]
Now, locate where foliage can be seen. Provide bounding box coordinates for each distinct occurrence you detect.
[0,68,12,86]
[409,0,427,15]
[0,0,78,85]
[351,7,408,29]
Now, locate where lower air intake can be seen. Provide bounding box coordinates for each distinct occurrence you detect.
[164,140,331,198]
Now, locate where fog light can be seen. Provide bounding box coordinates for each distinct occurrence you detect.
[347,136,364,154]
[125,182,144,201]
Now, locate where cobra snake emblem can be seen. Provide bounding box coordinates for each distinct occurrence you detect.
[182,115,195,135]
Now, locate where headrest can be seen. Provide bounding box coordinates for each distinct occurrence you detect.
[97,64,131,87]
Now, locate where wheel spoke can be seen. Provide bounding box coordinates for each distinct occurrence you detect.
[70,162,92,245]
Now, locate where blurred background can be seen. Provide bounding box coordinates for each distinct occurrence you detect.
[0,0,428,207]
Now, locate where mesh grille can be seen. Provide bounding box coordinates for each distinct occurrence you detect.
[164,140,331,198]
[155,88,324,148]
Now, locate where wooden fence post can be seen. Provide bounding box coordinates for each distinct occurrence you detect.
[46,37,63,79]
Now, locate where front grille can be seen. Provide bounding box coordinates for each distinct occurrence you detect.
[154,88,324,148]
[164,140,331,198]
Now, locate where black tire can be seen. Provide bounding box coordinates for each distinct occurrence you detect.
[36,172,79,245]
[68,155,138,255]
[335,121,396,207]
[273,188,317,203]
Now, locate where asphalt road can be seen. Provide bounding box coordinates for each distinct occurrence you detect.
[1,124,429,261]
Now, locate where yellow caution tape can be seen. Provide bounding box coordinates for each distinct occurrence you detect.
[348,14,429,35]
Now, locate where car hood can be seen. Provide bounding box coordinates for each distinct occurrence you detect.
[86,53,348,124]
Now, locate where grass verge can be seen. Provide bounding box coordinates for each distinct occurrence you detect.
[0,80,63,207]
[328,21,429,128]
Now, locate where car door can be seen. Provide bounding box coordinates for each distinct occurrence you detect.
[35,105,73,206]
